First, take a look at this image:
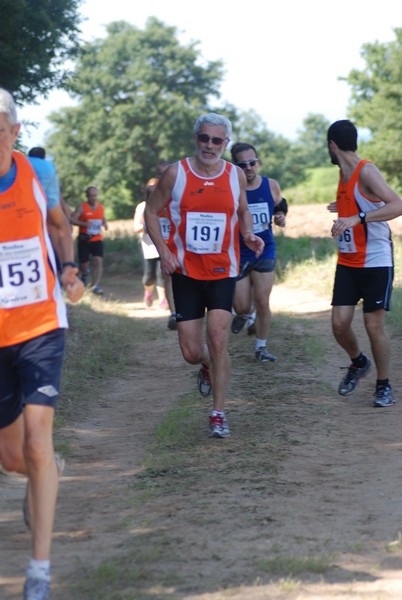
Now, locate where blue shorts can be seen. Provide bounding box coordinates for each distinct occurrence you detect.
[172,273,236,322]
[237,257,276,281]
[0,329,65,429]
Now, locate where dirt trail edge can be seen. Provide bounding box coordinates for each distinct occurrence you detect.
[1,276,402,600]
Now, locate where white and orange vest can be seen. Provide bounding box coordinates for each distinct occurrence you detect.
[79,202,105,242]
[167,158,241,280]
[0,151,68,347]
[336,160,393,268]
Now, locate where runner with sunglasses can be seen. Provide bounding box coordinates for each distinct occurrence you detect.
[145,113,264,438]
[230,142,286,363]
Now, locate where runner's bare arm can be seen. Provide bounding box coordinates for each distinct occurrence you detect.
[236,167,265,258]
[48,205,84,302]
[70,204,86,227]
[359,163,402,220]
[270,179,286,227]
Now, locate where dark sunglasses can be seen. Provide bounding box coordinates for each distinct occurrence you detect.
[236,159,259,169]
[196,133,228,145]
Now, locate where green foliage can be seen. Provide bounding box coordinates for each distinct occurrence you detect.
[230,111,331,191]
[42,20,401,218]
[345,27,402,186]
[103,231,142,273]
[103,183,133,220]
[293,113,332,169]
[0,0,81,104]
[275,234,336,290]
[232,109,306,189]
[47,17,226,215]
[283,167,338,205]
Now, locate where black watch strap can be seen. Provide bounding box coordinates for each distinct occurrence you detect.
[61,261,78,270]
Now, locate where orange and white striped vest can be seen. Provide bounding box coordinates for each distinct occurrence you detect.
[79,202,105,241]
[167,158,241,280]
[336,160,393,268]
[0,151,68,347]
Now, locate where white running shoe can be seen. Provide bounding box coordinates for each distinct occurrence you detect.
[208,411,230,438]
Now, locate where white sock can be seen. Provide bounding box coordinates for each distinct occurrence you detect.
[27,559,51,582]
[255,338,266,351]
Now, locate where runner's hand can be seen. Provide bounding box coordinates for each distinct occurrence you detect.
[160,250,180,276]
[243,232,265,258]
[60,266,85,302]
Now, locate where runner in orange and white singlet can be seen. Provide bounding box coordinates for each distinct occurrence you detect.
[77,194,105,242]
[166,157,241,280]
[327,119,402,408]
[145,113,264,438]
[0,87,84,600]
[0,152,69,347]
[70,186,108,295]
[334,158,393,268]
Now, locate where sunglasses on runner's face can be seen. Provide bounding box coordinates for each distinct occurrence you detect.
[196,133,228,145]
[236,159,259,169]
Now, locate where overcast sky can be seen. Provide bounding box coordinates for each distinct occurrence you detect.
[18,0,400,147]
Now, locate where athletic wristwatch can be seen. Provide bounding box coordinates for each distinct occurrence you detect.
[359,211,366,224]
[61,261,78,270]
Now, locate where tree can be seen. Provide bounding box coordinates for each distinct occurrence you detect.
[232,109,306,190]
[294,113,331,170]
[345,28,402,186]
[0,0,81,104]
[47,18,226,217]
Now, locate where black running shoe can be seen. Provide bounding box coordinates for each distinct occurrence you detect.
[338,358,371,396]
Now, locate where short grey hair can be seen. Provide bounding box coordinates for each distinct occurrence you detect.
[0,88,18,126]
[193,113,232,139]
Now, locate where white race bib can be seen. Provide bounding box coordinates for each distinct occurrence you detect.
[87,219,102,236]
[0,237,48,308]
[186,212,227,254]
[248,202,270,233]
[160,217,171,241]
[336,228,357,253]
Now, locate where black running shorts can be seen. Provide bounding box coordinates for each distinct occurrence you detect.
[172,273,236,322]
[331,264,393,312]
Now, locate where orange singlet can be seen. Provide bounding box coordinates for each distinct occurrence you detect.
[336,160,393,268]
[0,152,67,347]
[167,158,241,280]
[78,202,105,242]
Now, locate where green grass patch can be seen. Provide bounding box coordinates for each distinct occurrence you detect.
[283,166,338,205]
[254,553,333,575]
[103,230,142,273]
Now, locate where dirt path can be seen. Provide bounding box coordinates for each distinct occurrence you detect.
[2,281,402,599]
[2,211,402,597]
[0,289,193,599]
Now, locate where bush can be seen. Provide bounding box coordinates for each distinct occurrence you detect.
[284,167,338,205]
